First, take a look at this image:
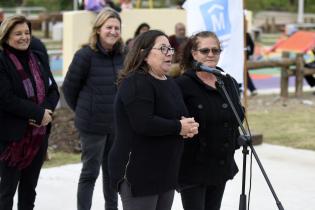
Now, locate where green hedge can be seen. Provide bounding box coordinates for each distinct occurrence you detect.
[245,0,315,13]
[3,0,315,13]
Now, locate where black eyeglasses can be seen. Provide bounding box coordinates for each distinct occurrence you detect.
[195,48,222,56]
[152,46,175,55]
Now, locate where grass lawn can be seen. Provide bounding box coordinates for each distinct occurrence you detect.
[247,92,315,151]
[44,152,80,168]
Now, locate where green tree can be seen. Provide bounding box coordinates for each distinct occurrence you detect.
[245,0,297,12]
[0,0,72,11]
[24,0,72,11]
[0,0,16,6]
[245,0,315,13]
[305,0,315,13]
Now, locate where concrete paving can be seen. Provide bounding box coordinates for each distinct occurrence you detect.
[12,143,315,210]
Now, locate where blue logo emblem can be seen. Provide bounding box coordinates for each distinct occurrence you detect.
[200,0,231,37]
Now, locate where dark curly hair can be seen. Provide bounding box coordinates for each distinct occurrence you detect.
[179,31,221,71]
[134,23,150,38]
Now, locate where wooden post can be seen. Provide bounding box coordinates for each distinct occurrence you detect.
[44,18,50,38]
[149,0,154,8]
[280,52,290,97]
[265,18,270,33]
[39,12,50,39]
[271,17,276,33]
[295,53,304,97]
[136,0,142,8]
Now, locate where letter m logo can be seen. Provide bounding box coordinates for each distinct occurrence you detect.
[200,0,231,37]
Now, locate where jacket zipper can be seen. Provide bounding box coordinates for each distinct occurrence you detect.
[117,151,132,191]
[124,151,131,180]
[111,58,118,91]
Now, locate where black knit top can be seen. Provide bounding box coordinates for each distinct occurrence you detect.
[109,71,188,196]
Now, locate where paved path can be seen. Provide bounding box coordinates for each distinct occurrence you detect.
[12,144,315,210]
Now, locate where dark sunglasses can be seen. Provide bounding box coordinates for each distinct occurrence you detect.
[152,46,175,55]
[195,48,222,55]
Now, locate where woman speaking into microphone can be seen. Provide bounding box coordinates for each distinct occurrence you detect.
[109,30,199,210]
[176,31,244,210]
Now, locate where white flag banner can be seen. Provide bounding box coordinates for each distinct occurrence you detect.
[183,0,244,83]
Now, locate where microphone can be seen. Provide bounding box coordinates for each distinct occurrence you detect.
[193,61,227,77]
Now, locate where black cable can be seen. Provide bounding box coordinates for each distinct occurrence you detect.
[248,150,253,210]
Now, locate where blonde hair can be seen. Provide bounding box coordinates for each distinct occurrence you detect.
[88,8,123,51]
[0,14,31,49]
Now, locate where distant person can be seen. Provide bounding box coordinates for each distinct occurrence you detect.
[84,0,121,13]
[0,15,59,210]
[246,32,258,96]
[304,49,315,94]
[29,36,49,61]
[169,22,188,63]
[176,31,244,210]
[134,23,150,37]
[105,0,122,12]
[176,0,185,9]
[84,0,107,12]
[77,0,85,10]
[126,22,150,49]
[62,8,124,210]
[252,30,266,61]
[108,30,199,210]
[120,0,133,10]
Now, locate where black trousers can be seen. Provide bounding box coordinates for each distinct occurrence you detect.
[304,63,315,87]
[119,180,175,210]
[304,75,315,87]
[77,131,118,210]
[247,72,257,92]
[180,183,226,210]
[0,137,48,210]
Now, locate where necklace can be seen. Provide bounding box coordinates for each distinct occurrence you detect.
[149,70,167,80]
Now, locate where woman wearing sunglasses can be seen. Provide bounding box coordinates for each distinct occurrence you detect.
[108,30,199,210]
[176,31,244,210]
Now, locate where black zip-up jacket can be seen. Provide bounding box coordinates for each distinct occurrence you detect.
[176,69,244,186]
[62,42,124,135]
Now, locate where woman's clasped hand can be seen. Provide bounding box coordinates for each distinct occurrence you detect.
[180,117,199,139]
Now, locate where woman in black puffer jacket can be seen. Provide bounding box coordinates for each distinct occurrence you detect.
[62,8,124,210]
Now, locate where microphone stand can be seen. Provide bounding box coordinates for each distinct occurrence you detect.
[215,76,284,210]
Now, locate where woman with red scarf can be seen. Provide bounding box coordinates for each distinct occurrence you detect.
[0,15,59,210]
